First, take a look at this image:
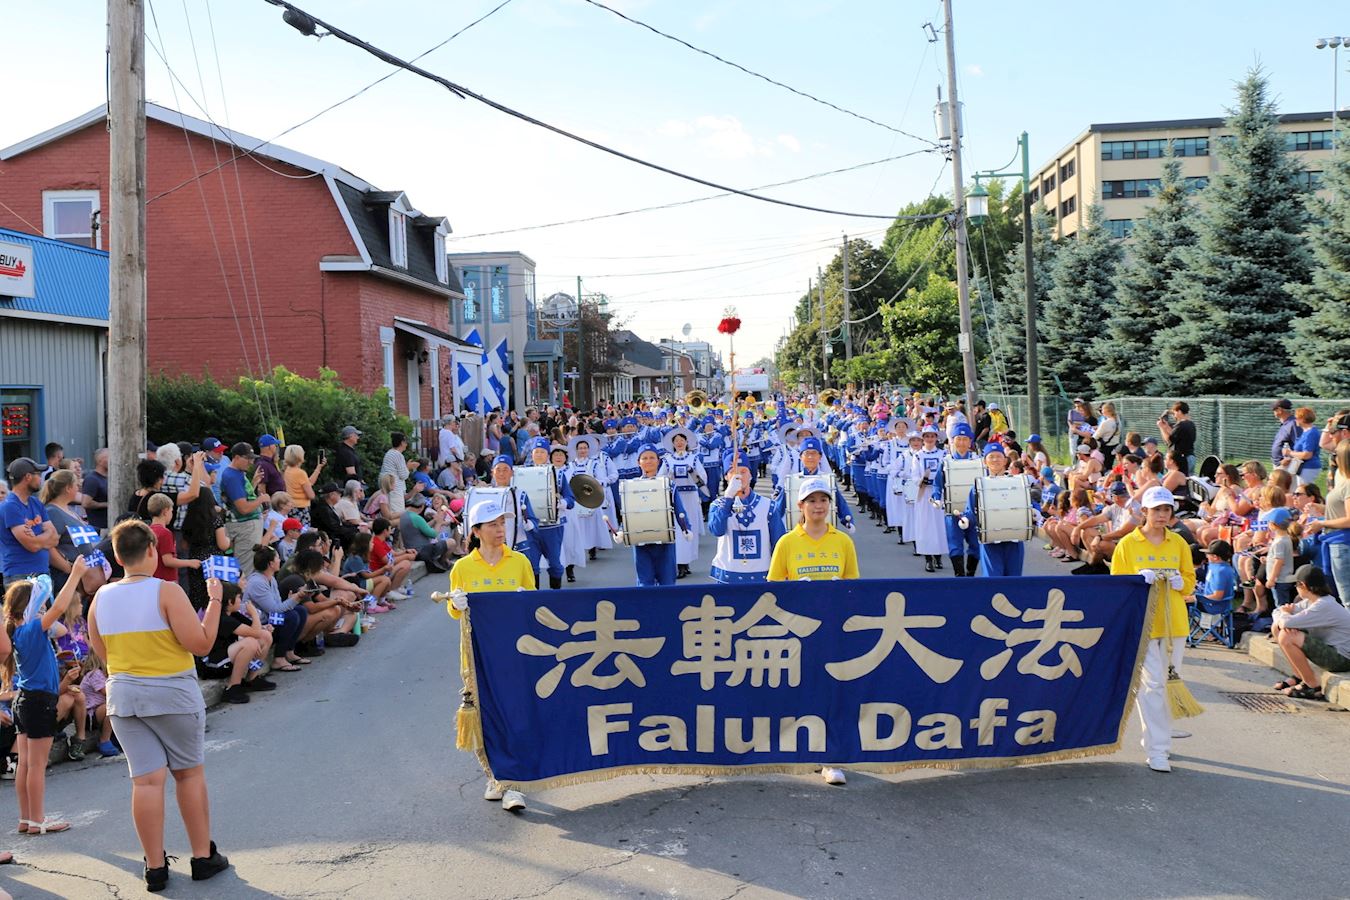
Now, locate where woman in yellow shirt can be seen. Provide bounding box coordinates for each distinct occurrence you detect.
[1110,485,1197,773]
[282,444,326,527]
[446,499,535,812]
[767,475,858,786]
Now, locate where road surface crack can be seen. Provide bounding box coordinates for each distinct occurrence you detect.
[18,863,125,897]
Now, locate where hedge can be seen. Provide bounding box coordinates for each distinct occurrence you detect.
[147,367,413,481]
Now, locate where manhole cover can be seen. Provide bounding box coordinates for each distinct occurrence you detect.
[1221,691,1302,713]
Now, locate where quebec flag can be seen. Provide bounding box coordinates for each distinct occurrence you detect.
[488,337,510,411]
[460,328,484,413]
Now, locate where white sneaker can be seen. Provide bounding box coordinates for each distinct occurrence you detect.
[386,590,410,601]
[821,767,847,786]
[501,790,527,812]
[1171,729,1192,739]
[1147,757,1172,773]
[483,781,504,801]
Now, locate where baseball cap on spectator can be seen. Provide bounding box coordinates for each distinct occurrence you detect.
[988,403,1001,412]
[257,434,281,449]
[1271,399,1293,411]
[1109,482,1129,496]
[467,499,505,528]
[1028,433,1042,444]
[1259,507,1294,527]
[318,482,341,495]
[1140,486,1176,509]
[1143,436,1158,446]
[1073,397,1087,405]
[1075,444,1092,456]
[340,425,362,438]
[407,494,428,509]
[203,437,224,453]
[449,497,465,514]
[797,476,832,503]
[228,442,255,459]
[1040,466,1055,478]
[6,457,40,481]
[282,517,303,533]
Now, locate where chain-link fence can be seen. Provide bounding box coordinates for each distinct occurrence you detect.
[981,394,1350,465]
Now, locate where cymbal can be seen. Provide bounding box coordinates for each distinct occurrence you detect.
[569,474,606,509]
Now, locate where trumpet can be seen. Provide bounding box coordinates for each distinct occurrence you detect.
[686,389,708,410]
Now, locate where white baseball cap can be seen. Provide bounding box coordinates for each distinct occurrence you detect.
[797,476,832,503]
[467,499,506,528]
[1076,444,1093,455]
[1140,486,1176,510]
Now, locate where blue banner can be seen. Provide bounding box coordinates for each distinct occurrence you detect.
[465,576,1152,788]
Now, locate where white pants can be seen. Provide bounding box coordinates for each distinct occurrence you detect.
[1137,637,1185,761]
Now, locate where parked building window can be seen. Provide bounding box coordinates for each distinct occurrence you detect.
[1171,137,1209,157]
[389,208,408,268]
[1183,176,1209,193]
[1101,178,1162,199]
[1101,139,1167,161]
[42,190,100,248]
[1106,219,1134,239]
[1046,208,1057,222]
[380,330,396,409]
[1060,159,1076,181]
[1296,170,1325,190]
[1041,173,1057,194]
[1028,186,1040,204]
[1060,196,1077,217]
[1286,130,1333,152]
[434,233,447,284]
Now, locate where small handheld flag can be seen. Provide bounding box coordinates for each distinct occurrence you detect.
[68,524,100,546]
[204,555,241,583]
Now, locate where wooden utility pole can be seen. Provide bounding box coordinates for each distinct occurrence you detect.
[841,234,852,363]
[818,268,828,388]
[108,0,148,512]
[942,0,980,412]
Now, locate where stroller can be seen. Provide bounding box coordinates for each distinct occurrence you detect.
[1181,455,1222,519]
[1188,593,1236,648]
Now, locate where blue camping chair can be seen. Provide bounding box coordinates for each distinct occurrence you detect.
[1188,594,1236,649]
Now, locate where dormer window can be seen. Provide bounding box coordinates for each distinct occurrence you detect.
[389,207,408,268]
[434,232,448,284]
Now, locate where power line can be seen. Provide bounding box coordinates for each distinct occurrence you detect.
[580,0,941,148]
[261,0,909,221]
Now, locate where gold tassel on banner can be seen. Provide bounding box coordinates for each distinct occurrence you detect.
[456,688,484,751]
[1158,581,1204,719]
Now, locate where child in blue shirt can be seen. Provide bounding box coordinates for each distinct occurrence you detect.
[1201,539,1239,609]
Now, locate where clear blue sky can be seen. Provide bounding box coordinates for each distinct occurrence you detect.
[3,0,1344,362]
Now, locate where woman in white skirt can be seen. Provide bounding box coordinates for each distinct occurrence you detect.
[660,427,707,580]
[889,431,922,541]
[911,426,949,572]
[566,434,615,558]
[550,445,588,583]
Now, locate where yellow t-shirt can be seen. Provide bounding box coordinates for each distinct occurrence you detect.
[284,466,312,509]
[767,524,860,581]
[447,546,536,675]
[1109,528,1196,639]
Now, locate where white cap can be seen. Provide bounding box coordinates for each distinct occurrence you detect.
[467,499,506,528]
[1076,443,1093,455]
[1140,486,1176,510]
[797,476,832,503]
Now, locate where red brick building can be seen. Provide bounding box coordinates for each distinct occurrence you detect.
[0,103,481,420]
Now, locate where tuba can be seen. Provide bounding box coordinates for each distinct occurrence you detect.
[686,389,708,410]
[818,388,840,409]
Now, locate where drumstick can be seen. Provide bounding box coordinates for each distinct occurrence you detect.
[601,514,621,537]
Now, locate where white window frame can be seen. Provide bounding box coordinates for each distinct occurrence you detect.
[42,190,101,249]
[434,232,448,284]
[380,327,396,408]
[389,207,408,269]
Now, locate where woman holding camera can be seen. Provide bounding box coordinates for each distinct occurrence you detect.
[282,444,326,528]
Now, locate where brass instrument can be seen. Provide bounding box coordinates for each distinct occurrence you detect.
[819,388,840,408]
[686,389,708,410]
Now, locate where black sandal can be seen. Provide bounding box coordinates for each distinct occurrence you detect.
[1285,683,1327,701]
[1272,677,1300,692]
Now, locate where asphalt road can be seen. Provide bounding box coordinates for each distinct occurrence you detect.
[5,485,1350,899]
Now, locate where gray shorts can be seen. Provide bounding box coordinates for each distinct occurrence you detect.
[1304,636,1350,673]
[111,712,206,778]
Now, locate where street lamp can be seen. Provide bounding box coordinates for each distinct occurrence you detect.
[965,183,990,226]
[1315,36,1344,150]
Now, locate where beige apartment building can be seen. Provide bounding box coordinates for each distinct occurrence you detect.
[1031,111,1336,239]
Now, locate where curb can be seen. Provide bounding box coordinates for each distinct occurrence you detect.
[1239,631,1350,708]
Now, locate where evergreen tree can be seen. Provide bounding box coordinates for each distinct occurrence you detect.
[1287,134,1350,396]
[982,203,1057,394]
[1040,204,1122,398]
[1094,155,1197,395]
[1156,69,1312,395]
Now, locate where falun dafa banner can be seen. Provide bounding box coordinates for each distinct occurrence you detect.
[462,576,1154,789]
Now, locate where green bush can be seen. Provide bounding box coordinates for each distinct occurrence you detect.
[148,367,412,481]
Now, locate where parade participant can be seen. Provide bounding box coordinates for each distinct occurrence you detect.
[566,434,615,559]
[490,456,541,574]
[959,443,1034,577]
[521,439,574,590]
[551,445,587,583]
[911,426,948,571]
[619,445,691,587]
[885,428,915,540]
[933,423,981,577]
[660,427,707,580]
[1110,486,1197,773]
[768,437,854,532]
[698,419,726,516]
[766,475,858,786]
[609,418,641,521]
[890,432,924,546]
[446,500,535,812]
[708,466,785,584]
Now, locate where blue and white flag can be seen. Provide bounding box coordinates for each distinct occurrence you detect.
[84,549,109,571]
[68,524,100,546]
[268,611,287,626]
[204,555,241,583]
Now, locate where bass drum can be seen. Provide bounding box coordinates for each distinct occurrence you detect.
[618,478,676,546]
[975,476,1034,543]
[941,457,985,516]
[513,466,558,525]
[785,472,837,529]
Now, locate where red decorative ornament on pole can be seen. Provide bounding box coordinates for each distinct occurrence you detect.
[719,307,743,469]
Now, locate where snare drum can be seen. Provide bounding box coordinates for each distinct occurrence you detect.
[974,476,1034,543]
[785,472,837,529]
[941,457,985,516]
[619,478,676,546]
[902,479,920,503]
[513,466,558,525]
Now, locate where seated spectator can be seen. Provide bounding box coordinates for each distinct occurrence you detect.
[1076,482,1139,571]
[1022,434,1049,473]
[1162,451,1189,504]
[364,473,400,530]
[51,652,89,761]
[1190,464,1245,546]
[1037,466,1062,512]
[262,492,293,546]
[78,654,119,757]
[276,518,303,564]
[196,582,277,704]
[279,541,362,648]
[334,481,366,528]
[55,599,91,660]
[310,482,358,551]
[340,533,394,613]
[241,545,309,672]
[1067,444,1102,493]
[369,519,415,601]
[399,495,453,573]
[1198,539,1238,614]
[1271,565,1350,700]
[1045,489,1091,560]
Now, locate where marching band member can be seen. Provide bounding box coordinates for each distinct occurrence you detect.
[621,445,691,587]
[768,436,855,532]
[522,439,575,590]
[608,417,641,520]
[707,465,785,584]
[566,434,615,559]
[550,444,587,584]
[489,455,541,575]
[446,498,536,812]
[884,424,913,538]
[933,423,981,577]
[911,426,948,572]
[960,443,1031,577]
[767,475,859,787]
[890,431,924,545]
[660,427,707,580]
[698,419,726,517]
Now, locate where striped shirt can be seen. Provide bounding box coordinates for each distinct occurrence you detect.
[94,577,195,678]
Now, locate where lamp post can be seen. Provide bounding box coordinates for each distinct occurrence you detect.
[1315,36,1344,151]
[968,131,1041,435]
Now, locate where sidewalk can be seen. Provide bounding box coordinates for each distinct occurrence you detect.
[1240,630,1350,708]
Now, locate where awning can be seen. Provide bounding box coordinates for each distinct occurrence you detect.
[524,338,562,362]
[394,317,479,351]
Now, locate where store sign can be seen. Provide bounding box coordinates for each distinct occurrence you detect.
[2,404,31,439]
[0,241,35,298]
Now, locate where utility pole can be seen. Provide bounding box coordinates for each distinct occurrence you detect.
[1020,132,1041,435]
[108,0,147,514]
[806,277,814,390]
[818,267,829,388]
[942,0,979,413]
[576,275,586,412]
[841,234,852,363]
